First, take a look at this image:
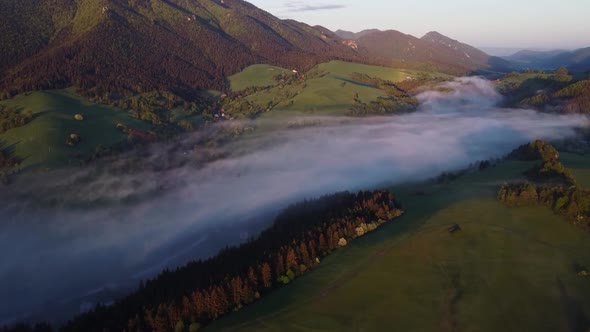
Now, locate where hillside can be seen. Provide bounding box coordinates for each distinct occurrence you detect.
[504,49,567,65]
[0,0,364,102]
[505,48,590,72]
[335,29,512,74]
[227,60,450,117]
[0,1,516,106]
[548,47,590,72]
[0,61,448,173]
[498,70,590,113]
[334,29,380,40]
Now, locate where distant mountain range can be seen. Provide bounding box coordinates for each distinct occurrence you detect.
[503,47,590,71]
[2,0,569,103]
[335,29,513,74]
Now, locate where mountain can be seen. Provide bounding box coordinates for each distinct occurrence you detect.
[506,49,567,62]
[479,47,525,57]
[503,49,569,68]
[335,28,512,74]
[0,1,516,104]
[504,48,590,71]
[0,0,364,101]
[545,47,590,72]
[334,29,380,40]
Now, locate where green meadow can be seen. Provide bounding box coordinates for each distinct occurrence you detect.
[0,61,448,171]
[0,89,148,170]
[228,64,293,91]
[561,152,590,187]
[229,61,450,116]
[208,158,590,332]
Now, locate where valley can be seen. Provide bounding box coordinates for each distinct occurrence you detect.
[1,1,590,331]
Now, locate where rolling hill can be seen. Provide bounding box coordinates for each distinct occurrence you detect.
[335,29,513,74]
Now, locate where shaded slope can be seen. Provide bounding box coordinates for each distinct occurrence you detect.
[504,47,590,72]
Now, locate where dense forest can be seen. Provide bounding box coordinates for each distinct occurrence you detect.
[498,140,590,231]
[2,190,403,332]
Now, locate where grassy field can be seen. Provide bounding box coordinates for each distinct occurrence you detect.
[0,61,446,171]
[229,61,450,117]
[561,152,590,187]
[0,90,149,170]
[207,159,590,332]
[228,64,293,91]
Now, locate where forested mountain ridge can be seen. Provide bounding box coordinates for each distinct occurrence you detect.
[504,47,590,71]
[0,0,364,101]
[0,0,518,105]
[336,29,513,74]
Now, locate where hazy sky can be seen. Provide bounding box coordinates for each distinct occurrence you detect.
[247,0,590,49]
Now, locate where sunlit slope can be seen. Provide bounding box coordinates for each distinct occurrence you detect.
[228,64,293,91]
[0,90,148,170]
[209,159,590,332]
[278,61,422,114]
[229,60,450,115]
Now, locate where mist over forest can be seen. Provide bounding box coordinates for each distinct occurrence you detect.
[0,77,587,323]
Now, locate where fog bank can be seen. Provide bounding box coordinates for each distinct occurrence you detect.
[0,77,587,323]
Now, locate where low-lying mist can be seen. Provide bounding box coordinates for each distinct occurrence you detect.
[0,77,587,323]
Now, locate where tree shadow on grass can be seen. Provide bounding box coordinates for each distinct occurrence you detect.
[336,77,379,89]
[0,140,23,165]
[557,277,589,332]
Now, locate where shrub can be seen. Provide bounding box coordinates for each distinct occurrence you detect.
[175,321,185,332]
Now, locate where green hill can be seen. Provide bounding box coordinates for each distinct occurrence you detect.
[228,65,293,91]
[0,60,448,172]
[227,60,450,118]
[0,89,149,171]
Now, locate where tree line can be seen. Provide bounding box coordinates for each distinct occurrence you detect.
[0,105,33,134]
[347,73,429,116]
[498,140,590,231]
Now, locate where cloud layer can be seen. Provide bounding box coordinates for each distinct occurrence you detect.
[0,77,587,323]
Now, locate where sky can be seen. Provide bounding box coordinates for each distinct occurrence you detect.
[247,0,590,50]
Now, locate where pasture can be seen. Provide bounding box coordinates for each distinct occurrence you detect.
[0,90,149,170]
[208,158,590,332]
